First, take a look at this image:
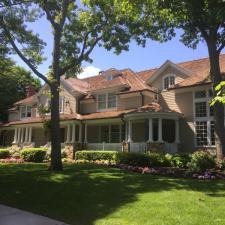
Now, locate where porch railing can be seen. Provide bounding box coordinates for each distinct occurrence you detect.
[130,142,147,153]
[86,143,122,151]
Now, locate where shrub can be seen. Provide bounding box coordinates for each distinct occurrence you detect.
[0,149,10,159]
[117,152,150,167]
[75,150,118,163]
[188,151,216,172]
[171,153,191,168]
[147,152,164,167]
[20,148,47,163]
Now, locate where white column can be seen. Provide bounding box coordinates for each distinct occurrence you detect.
[13,128,18,143]
[148,118,153,142]
[72,124,76,143]
[66,124,71,143]
[17,128,21,143]
[127,120,133,142]
[175,119,180,143]
[20,128,24,143]
[84,123,87,143]
[28,127,32,143]
[158,118,163,142]
[79,123,82,143]
[25,127,29,143]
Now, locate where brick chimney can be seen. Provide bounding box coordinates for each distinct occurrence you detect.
[25,85,36,97]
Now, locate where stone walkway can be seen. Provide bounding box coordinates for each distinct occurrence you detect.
[0,204,68,225]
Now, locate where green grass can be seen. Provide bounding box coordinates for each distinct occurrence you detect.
[0,163,225,225]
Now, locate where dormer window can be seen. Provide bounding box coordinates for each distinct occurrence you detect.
[20,105,32,119]
[163,75,175,89]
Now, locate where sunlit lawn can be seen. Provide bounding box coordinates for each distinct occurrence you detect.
[0,163,225,225]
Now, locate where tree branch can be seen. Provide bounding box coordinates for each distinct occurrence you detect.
[0,17,51,86]
[42,0,57,29]
[60,35,102,75]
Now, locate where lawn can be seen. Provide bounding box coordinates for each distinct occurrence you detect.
[0,163,225,225]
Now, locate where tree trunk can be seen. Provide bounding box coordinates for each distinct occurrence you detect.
[207,41,225,160]
[49,27,63,171]
[49,82,62,171]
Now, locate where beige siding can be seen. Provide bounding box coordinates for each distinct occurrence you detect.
[160,91,179,112]
[118,96,142,110]
[8,112,19,122]
[80,101,97,114]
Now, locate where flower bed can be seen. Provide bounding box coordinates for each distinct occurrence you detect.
[0,157,24,163]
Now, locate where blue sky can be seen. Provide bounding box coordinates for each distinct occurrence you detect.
[12,17,224,80]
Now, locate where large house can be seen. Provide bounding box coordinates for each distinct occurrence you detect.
[1,55,225,154]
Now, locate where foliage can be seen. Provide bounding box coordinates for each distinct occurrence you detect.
[188,151,216,172]
[170,153,191,168]
[75,150,118,163]
[117,152,151,167]
[211,81,225,106]
[146,152,164,167]
[0,57,41,121]
[20,148,47,163]
[0,149,10,159]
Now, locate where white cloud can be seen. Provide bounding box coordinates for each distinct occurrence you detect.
[77,66,101,79]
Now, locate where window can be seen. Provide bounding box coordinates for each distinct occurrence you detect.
[195,102,207,117]
[20,105,32,119]
[59,96,64,113]
[194,90,215,147]
[163,75,175,89]
[98,93,116,110]
[111,125,120,143]
[196,121,208,146]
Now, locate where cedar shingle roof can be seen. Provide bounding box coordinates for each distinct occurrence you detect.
[14,94,37,105]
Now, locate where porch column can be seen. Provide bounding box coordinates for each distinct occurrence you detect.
[175,119,180,143]
[25,127,29,143]
[127,120,133,142]
[72,124,76,143]
[28,127,32,143]
[79,123,82,142]
[148,118,153,142]
[84,123,87,143]
[13,128,18,144]
[158,118,163,142]
[66,124,71,143]
[20,128,24,143]
[17,128,21,143]
[119,124,122,142]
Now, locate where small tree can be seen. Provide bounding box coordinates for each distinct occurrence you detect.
[0,0,136,170]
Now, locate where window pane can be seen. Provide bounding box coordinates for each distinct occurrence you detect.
[196,121,208,146]
[210,105,214,116]
[100,126,109,143]
[108,93,116,108]
[99,101,106,110]
[21,106,26,118]
[98,94,106,110]
[210,121,215,146]
[195,102,207,117]
[164,77,169,89]
[98,94,106,102]
[195,91,206,99]
[111,125,120,143]
[169,76,175,86]
[27,106,32,117]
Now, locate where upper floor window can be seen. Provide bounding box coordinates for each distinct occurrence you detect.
[20,105,32,119]
[98,92,117,110]
[163,75,175,89]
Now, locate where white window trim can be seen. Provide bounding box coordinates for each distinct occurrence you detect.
[20,105,32,120]
[97,92,117,112]
[193,89,215,147]
[45,96,65,115]
[163,74,176,90]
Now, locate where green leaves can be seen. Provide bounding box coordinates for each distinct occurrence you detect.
[211,81,225,106]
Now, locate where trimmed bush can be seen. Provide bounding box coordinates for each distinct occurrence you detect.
[188,151,216,172]
[117,152,151,167]
[171,153,191,168]
[20,148,47,163]
[75,150,118,163]
[0,149,10,159]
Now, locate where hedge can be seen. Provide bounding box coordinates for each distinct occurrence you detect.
[20,148,47,163]
[75,150,118,162]
[0,149,10,159]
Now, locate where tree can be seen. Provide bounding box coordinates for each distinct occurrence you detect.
[0,0,136,170]
[0,57,41,121]
[127,0,225,159]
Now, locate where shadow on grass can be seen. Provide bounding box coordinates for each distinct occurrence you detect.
[0,163,225,225]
